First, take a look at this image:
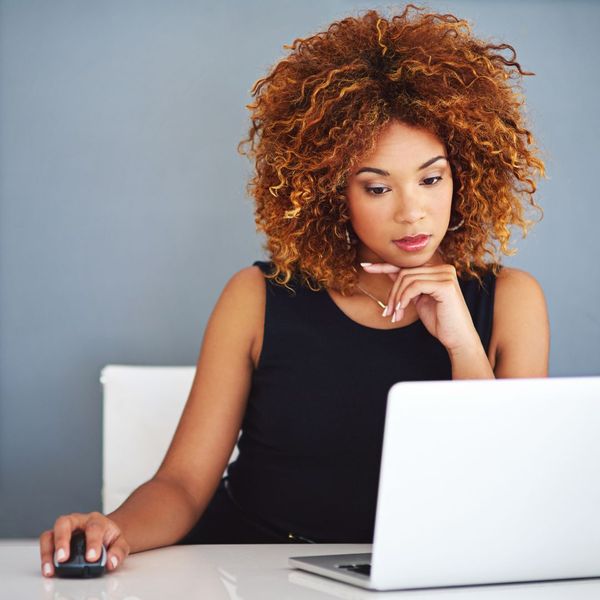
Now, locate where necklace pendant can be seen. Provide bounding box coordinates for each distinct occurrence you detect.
[356,283,387,310]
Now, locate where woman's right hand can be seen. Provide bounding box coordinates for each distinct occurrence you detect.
[39,512,130,577]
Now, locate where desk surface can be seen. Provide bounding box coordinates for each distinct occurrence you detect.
[3,540,600,599]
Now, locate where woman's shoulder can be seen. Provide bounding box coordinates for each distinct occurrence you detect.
[494,266,545,302]
[211,265,267,369]
[211,265,267,327]
[493,266,548,333]
[490,266,549,354]
[218,259,305,307]
[221,264,267,299]
[460,265,542,296]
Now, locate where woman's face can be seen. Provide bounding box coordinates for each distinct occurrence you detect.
[346,120,453,268]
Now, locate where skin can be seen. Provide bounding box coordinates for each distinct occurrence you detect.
[39,120,550,577]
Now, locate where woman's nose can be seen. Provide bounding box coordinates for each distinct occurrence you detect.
[393,194,426,224]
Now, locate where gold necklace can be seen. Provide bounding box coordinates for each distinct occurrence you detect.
[356,283,387,309]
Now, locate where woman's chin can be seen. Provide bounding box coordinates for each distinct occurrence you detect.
[356,244,443,268]
[393,246,444,268]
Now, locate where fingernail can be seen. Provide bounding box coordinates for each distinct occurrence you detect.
[391,312,397,323]
[87,548,97,561]
[56,548,65,561]
[43,562,52,576]
[394,304,404,322]
[382,304,389,317]
[111,556,118,569]
[360,262,372,267]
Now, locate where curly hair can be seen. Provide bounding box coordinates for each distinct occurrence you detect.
[238,4,545,293]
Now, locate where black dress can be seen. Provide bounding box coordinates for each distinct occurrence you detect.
[178,260,496,544]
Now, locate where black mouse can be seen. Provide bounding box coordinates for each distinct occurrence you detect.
[53,530,107,578]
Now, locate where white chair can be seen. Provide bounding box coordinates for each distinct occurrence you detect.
[101,365,194,514]
[101,364,239,515]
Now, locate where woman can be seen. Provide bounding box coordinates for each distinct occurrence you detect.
[39,5,549,576]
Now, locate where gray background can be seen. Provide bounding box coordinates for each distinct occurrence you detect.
[1,0,598,538]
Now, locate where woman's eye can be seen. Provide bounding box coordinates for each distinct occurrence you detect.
[365,186,389,195]
[421,176,443,186]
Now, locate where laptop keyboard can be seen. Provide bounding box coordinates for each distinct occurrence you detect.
[337,563,371,576]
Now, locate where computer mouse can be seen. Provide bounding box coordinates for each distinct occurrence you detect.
[53,530,107,578]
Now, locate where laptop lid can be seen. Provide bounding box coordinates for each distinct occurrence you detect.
[370,377,600,590]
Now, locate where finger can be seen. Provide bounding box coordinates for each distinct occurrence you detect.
[391,302,404,323]
[406,262,456,277]
[394,264,456,278]
[84,514,109,563]
[395,273,454,308]
[383,270,406,318]
[392,279,452,323]
[105,535,131,572]
[390,291,406,323]
[360,262,401,274]
[53,514,82,563]
[388,272,450,321]
[398,279,454,309]
[39,530,55,577]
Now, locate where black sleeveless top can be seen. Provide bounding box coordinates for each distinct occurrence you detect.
[225,261,497,543]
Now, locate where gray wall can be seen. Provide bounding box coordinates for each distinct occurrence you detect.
[1,0,598,538]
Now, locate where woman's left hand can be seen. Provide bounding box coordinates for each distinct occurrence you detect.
[362,261,481,354]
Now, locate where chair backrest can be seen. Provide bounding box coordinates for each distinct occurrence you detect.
[101,364,238,514]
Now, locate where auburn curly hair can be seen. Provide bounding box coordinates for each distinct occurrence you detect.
[238,4,545,293]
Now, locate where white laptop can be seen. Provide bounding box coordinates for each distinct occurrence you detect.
[289,377,600,591]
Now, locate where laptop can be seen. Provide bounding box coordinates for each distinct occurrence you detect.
[289,377,600,591]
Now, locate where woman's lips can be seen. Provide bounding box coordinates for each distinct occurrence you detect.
[393,234,431,252]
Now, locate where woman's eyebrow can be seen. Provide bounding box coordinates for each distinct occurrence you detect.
[418,155,448,170]
[355,155,448,176]
[355,166,390,176]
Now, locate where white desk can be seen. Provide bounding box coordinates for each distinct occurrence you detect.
[2,540,600,599]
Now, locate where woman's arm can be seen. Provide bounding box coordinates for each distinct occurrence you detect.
[107,265,266,553]
[42,266,266,574]
[487,267,550,378]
